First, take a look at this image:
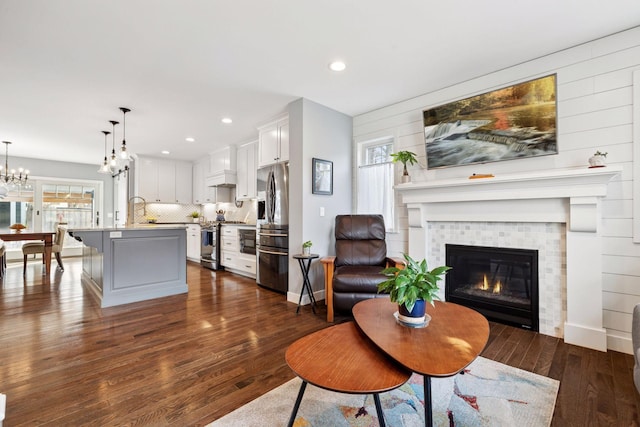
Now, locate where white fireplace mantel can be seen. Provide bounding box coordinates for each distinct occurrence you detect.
[396,165,622,352]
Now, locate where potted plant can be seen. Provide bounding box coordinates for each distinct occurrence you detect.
[390,151,418,183]
[377,253,451,326]
[302,240,312,256]
[588,150,607,168]
[190,211,200,223]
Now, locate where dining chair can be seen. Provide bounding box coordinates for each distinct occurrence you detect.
[22,226,66,275]
[0,239,6,279]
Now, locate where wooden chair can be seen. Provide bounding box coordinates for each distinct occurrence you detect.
[22,226,66,274]
[320,215,404,322]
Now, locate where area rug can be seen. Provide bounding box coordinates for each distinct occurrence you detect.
[208,357,559,427]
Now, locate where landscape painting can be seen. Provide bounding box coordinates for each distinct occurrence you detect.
[424,74,557,169]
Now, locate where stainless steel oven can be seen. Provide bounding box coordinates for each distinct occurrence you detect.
[256,224,288,293]
[200,225,220,270]
[238,228,256,255]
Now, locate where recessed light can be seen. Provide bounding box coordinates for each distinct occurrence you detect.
[161,150,170,155]
[185,137,195,142]
[329,61,346,72]
[221,117,233,124]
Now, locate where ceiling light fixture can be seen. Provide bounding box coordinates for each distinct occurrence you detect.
[185,137,195,142]
[221,117,233,124]
[109,120,119,169]
[98,131,112,174]
[0,141,30,190]
[161,150,170,155]
[329,61,346,72]
[119,107,130,159]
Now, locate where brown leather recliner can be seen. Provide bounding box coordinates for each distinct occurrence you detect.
[321,214,404,322]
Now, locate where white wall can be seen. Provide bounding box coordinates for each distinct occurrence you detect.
[288,98,352,302]
[353,26,640,352]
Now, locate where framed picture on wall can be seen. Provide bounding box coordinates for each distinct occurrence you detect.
[312,158,333,195]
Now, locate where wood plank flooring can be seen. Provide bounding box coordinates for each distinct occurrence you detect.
[0,258,639,426]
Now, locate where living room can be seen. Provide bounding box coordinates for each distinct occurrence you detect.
[1,1,640,425]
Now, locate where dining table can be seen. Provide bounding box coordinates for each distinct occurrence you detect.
[0,230,56,278]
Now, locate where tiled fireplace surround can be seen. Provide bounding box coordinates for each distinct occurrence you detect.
[396,166,622,352]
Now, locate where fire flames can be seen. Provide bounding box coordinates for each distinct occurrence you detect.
[479,274,502,294]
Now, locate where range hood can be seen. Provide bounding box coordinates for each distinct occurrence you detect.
[206,170,237,187]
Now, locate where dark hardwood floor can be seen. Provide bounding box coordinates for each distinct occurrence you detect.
[0,258,638,426]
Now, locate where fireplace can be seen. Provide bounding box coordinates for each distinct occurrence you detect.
[445,244,539,331]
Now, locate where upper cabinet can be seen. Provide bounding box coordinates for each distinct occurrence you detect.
[257,115,288,168]
[236,140,257,200]
[135,156,192,203]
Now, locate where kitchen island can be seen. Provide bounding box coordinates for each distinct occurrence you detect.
[67,225,188,308]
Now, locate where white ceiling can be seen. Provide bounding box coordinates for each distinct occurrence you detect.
[1,1,639,167]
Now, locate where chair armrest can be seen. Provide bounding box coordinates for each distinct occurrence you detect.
[320,256,336,322]
[386,257,406,269]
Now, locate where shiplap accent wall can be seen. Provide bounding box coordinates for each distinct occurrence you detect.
[353,26,640,353]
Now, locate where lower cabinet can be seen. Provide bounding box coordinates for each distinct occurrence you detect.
[186,224,201,262]
[220,226,256,278]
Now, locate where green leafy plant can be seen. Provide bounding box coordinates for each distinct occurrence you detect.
[390,151,418,176]
[377,253,451,312]
[302,240,312,248]
[593,150,607,157]
[190,211,200,218]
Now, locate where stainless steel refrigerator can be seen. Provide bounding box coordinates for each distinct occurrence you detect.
[256,162,289,293]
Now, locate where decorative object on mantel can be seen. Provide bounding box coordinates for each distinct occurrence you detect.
[588,150,607,168]
[302,240,312,256]
[390,150,418,183]
[377,253,451,327]
[469,173,495,179]
[0,141,31,199]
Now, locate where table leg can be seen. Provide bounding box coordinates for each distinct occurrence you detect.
[44,236,53,280]
[296,258,317,314]
[373,393,386,427]
[423,375,432,426]
[287,380,308,427]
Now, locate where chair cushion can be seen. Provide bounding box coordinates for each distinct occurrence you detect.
[22,242,45,255]
[333,265,387,293]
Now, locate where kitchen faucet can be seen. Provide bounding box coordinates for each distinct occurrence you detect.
[127,196,146,226]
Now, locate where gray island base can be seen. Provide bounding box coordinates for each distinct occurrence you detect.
[67,226,188,308]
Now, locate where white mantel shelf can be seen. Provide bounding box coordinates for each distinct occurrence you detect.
[396,165,622,352]
[395,165,623,204]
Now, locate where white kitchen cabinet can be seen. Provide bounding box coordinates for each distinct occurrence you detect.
[236,140,257,200]
[257,115,288,167]
[186,224,201,262]
[135,156,192,203]
[220,225,256,278]
[174,161,193,204]
[193,158,230,204]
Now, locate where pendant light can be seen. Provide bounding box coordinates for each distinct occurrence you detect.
[119,107,130,159]
[109,120,119,169]
[98,131,112,174]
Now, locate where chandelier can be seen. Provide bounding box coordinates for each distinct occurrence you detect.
[0,141,30,186]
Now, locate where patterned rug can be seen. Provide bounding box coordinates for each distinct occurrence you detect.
[209,357,559,427]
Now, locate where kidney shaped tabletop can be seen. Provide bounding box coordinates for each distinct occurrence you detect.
[353,299,490,378]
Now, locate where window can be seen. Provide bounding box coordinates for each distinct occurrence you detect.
[357,138,395,231]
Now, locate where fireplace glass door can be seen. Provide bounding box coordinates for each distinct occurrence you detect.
[445,244,539,331]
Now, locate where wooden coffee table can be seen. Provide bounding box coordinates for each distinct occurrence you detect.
[353,298,490,426]
[285,321,411,427]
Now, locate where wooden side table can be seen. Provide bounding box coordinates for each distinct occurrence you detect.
[285,322,411,427]
[292,253,319,314]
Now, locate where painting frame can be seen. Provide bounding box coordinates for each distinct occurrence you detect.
[423,74,558,169]
[312,158,333,195]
